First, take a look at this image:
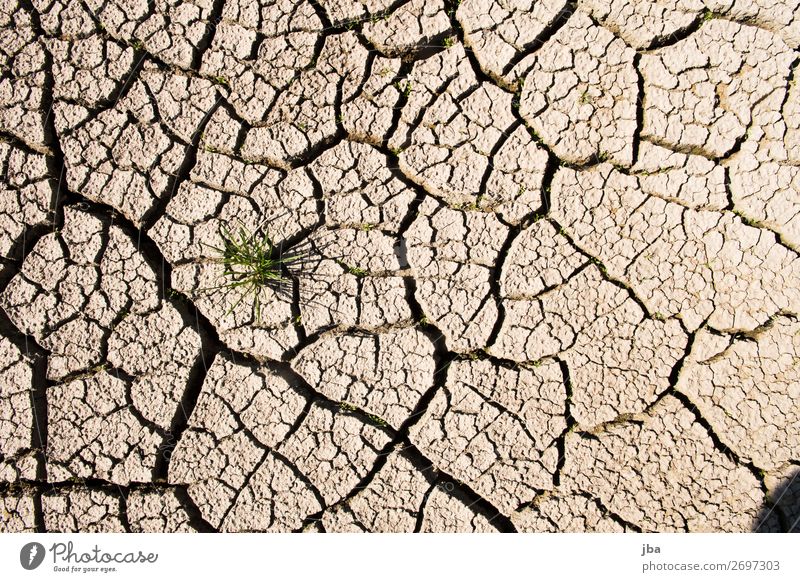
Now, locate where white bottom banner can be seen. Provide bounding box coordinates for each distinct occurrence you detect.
[1,533,796,581]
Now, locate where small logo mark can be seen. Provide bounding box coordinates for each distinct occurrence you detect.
[20,542,45,570]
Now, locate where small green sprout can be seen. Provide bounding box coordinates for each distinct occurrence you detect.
[395,80,412,97]
[367,413,388,427]
[338,402,387,427]
[348,265,368,277]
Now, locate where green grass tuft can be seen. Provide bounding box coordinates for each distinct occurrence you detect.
[204,222,299,321]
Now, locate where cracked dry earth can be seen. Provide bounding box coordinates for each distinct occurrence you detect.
[2,0,800,535]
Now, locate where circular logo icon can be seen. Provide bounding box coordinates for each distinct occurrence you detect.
[20,542,45,570]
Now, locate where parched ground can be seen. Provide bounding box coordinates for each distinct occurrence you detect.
[1,0,799,533]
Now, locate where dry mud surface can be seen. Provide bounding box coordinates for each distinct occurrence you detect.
[1,0,800,533]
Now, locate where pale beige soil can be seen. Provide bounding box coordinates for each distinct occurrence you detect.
[1,0,799,532]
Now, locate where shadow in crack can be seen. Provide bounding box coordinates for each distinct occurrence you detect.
[753,466,800,532]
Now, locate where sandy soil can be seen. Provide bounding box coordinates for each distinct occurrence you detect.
[1,0,799,532]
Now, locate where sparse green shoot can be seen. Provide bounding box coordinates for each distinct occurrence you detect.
[367,413,388,427]
[348,265,368,277]
[395,80,412,97]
